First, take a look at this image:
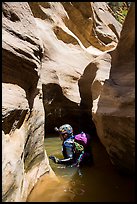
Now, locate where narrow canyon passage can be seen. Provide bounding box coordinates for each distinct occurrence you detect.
[27,135,134,202]
[2,2,135,202]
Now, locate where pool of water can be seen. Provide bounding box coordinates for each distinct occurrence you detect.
[27,136,135,202]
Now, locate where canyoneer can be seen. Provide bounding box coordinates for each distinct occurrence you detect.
[49,124,93,168]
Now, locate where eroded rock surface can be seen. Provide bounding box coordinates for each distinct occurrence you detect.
[28,2,122,132]
[91,3,135,174]
[2,2,134,202]
[2,2,51,202]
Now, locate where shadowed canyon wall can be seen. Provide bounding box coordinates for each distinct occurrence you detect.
[28,2,122,133]
[2,2,52,202]
[91,3,135,174]
[2,2,134,202]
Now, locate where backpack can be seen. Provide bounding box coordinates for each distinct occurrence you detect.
[73,132,91,166]
[74,132,90,148]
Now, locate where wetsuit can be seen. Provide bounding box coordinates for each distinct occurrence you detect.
[49,135,77,165]
[57,135,76,165]
[49,134,93,166]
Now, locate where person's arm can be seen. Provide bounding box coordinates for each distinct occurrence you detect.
[49,155,71,163]
[57,157,73,165]
[49,142,74,165]
[49,155,74,165]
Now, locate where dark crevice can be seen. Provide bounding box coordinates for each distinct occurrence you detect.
[42,83,81,135]
[78,62,98,136]
[42,76,98,138]
[3,9,20,22]
[2,48,40,111]
[2,109,28,135]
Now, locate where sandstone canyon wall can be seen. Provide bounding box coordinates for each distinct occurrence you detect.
[2,2,134,202]
[2,2,51,202]
[28,2,122,133]
[91,3,135,174]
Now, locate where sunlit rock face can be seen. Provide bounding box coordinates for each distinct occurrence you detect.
[2,2,51,202]
[29,2,121,52]
[28,2,121,132]
[91,3,135,174]
[2,1,126,202]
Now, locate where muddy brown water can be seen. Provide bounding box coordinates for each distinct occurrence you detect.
[27,135,134,202]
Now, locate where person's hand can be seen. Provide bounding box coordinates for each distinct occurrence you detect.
[70,162,79,168]
[49,155,59,163]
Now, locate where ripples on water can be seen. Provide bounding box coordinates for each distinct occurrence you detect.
[27,136,135,202]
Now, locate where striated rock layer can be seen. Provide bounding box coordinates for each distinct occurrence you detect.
[28,2,121,133]
[91,3,135,174]
[2,1,134,202]
[2,2,52,202]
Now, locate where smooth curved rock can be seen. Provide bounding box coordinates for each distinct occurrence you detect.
[2,2,132,202]
[91,3,135,174]
[2,2,51,202]
[28,2,121,132]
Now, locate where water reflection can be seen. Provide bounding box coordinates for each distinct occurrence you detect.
[27,136,134,202]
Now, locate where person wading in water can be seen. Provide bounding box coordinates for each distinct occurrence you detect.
[49,124,93,168]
